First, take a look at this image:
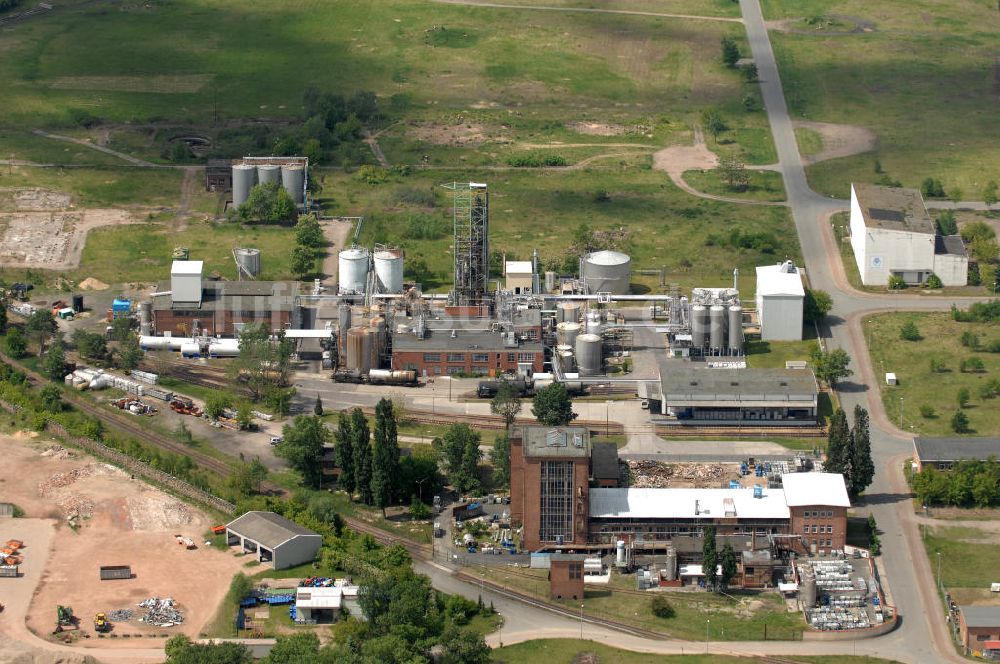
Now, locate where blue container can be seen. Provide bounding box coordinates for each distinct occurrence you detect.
[112,298,131,312]
[729,480,740,489]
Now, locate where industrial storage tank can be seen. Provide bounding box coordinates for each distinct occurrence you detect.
[728,305,743,353]
[581,250,631,295]
[557,301,581,323]
[234,248,261,279]
[556,322,582,348]
[709,304,726,350]
[281,165,305,205]
[664,548,678,581]
[557,347,576,373]
[139,335,171,351]
[576,333,603,376]
[232,163,256,207]
[691,304,708,348]
[208,339,241,358]
[180,342,201,358]
[338,248,370,294]
[801,572,818,608]
[139,301,153,336]
[257,164,281,185]
[544,271,556,292]
[586,310,603,335]
[373,248,404,293]
[346,327,372,373]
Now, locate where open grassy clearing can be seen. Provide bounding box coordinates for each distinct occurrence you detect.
[495,641,899,664]
[468,566,805,640]
[745,327,819,369]
[334,166,799,294]
[486,0,743,18]
[0,129,126,166]
[0,164,182,207]
[761,0,1000,198]
[683,168,786,202]
[864,312,1000,437]
[794,126,823,157]
[923,525,1000,593]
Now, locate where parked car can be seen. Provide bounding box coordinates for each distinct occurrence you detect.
[269,436,283,446]
[640,399,649,410]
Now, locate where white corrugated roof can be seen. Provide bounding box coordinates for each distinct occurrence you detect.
[756,263,804,297]
[589,487,790,520]
[505,261,533,274]
[781,473,850,507]
[295,586,350,609]
[171,260,204,275]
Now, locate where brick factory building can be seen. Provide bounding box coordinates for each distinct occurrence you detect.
[957,605,1000,657]
[911,437,1000,472]
[548,554,587,600]
[510,425,849,557]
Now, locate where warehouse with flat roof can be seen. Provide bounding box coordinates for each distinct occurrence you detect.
[226,511,322,570]
[912,437,1000,472]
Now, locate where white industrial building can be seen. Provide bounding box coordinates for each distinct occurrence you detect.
[294,582,360,624]
[225,511,322,570]
[504,260,534,294]
[171,260,204,306]
[849,183,967,286]
[755,261,805,340]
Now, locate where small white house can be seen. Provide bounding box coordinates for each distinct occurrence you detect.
[849,184,967,287]
[504,260,534,294]
[294,581,360,624]
[755,261,805,340]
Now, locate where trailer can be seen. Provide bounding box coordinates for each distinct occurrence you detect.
[452,502,485,522]
[332,369,419,386]
[99,565,132,581]
[0,565,19,578]
[477,378,531,399]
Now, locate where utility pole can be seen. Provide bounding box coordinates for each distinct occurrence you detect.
[705,619,710,652]
[580,603,584,639]
[899,397,904,429]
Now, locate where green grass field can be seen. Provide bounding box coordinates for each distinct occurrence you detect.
[683,168,786,202]
[341,167,799,293]
[923,525,1000,592]
[864,312,1000,437]
[495,641,900,664]
[761,0,1000,198]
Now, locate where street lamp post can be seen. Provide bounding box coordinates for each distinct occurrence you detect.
[936,551,942,591]
[605,400,611,436]
[899,396,904,429]
[705,619,710,652]
[580,603,585,639]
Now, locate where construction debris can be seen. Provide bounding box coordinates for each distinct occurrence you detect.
[107,609,133,621]
[628,460,729,489]
[137,597,183,627]
[110,397,157,416]
[40,445,73,460]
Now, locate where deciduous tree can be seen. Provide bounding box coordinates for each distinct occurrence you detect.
[531,382,577,426]
[702,526,718,591]
[275,415,327,489]
[490,433,511,487]
[490,381,522,430]
[336,410,356,497]
[351,408,373,504]
[809,346,853,386]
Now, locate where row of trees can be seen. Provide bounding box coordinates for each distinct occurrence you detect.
[291,214,326,278]
[825,406,875,498]
[228,324,295,415]
[912,458,1000,508]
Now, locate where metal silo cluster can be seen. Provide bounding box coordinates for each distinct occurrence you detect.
[688,287,742,356]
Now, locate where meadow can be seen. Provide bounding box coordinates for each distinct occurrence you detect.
[761,0,1000,198]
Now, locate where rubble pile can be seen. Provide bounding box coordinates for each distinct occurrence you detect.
[628,461,730,488]
[138,597,183,627]
[107,609,133,621]
[56,495,95,520]
[40,446,73,460]
[37,467,94,495]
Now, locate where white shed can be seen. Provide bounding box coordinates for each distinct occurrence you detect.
[225,511,322,570]
[170,260,204,305]
[755,261,805,340]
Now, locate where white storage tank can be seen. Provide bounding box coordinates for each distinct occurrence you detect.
[556,322,582,348]
[180,342,201,358]
[728,305,743,352]
[281,165,305,205]
[544,271,557,292]
[581,250,631,295]
[709,304,726,350]
[167,336,189,351]
[234,248,261,279]
[585,310,603,335]
[557,349,576,373]
[373,248,404,293]
[557,301,581,323]
[139,335,171,351]
[257,164,281,185]
[691,304,708,348]
[232,163,256,207]
[338,247,370,294]
[208,339,241,358]
[575,333,603,376]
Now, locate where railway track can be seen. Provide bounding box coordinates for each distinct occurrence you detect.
[342,515,431,559]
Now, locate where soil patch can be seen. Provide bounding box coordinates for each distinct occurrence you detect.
[407,121,509,147]
[78,277,110,291]
[567,121,627,137]
[651,129,718,178]
[0,208,135,269]
[795,121,876,165]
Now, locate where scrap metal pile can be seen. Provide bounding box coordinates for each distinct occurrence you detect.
[107,609,134,622]
[137,597,183,627]
[628,460,729,488]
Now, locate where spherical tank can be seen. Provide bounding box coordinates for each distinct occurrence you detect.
[691,304,708,348]
[232,164,256,207]
[234,248,261,278]
[373,248,404,293]
[557,301,581,323]
[281,165,305,205]
[338,248,370,294]
[581,250,631,295]
[575,333,603,376]
[257,164,281,185]
[709,304,726,350]
[728,305,743,352]
[557,322,581,348]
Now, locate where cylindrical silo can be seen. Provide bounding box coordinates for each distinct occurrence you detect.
[556,345,576,373]
[581,250,631,295]
[139,301,153,336]
[281,165,305,205]
[557,301,581,323]
[728,305,743,353]
[257,164,281,186]
[557,322,582,348]
[709,304,726,350]
[801,572,817,608]
[664,548,678,581]
[576,333,603,376]
[232,163,256,207]
[364,326,379,371]
[337,303,352,357]
[691,304,708,349]
[338,247,370,294]
[346,327,369,373]
[373,248,404,294]
[234,248,261,279]
[544,271,556,292]
[586,310,603,335]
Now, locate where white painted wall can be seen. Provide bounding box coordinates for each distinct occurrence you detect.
[933,252,969,286]
[759,294,804,340]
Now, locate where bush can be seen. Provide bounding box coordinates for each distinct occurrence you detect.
[919,404,936,418]
[507,154,567,167]
[899,321,921,341]
[951,410,970,433]
[978,379,1000,400]
[929,358,947,373]
[651,595,676,619]
[925,274,943,289]
[936,210,958,235]
[957,387,971,408]
[887,274,907,290]
[960,357,985,373]
[960,331,980,349]
[921,177,946,198]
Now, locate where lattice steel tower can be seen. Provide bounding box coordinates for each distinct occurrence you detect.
[442,182,489,306]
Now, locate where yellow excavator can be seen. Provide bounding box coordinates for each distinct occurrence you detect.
[93,612,111,633]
